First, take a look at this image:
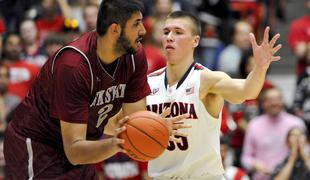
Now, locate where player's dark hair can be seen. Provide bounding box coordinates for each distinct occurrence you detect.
[96,0,144,36]
[166,11,201,36]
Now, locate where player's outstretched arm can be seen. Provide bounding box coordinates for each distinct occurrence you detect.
[60,120,126,165]
[203,27,282,104]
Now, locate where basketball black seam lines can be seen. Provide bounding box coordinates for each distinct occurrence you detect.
[125,125,156,159]
[128,116,169,148]
[129,115,169,134]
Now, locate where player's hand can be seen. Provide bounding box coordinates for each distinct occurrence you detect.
[111,116,129,153]
[161,108,191,142]
[250,26,282,69]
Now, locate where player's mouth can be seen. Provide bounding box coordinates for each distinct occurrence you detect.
[165,45,175,51]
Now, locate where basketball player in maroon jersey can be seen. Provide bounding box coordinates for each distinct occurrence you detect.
[3,0,188,179]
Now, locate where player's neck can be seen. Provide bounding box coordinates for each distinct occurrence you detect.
[166,56,194,86]
[97,36,123,64]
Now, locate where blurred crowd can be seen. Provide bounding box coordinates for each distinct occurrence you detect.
[0,0,309,179]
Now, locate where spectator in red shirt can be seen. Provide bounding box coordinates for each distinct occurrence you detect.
[2,33,40,99]
[288,0,310,77]
[35,0,72,40]
[144,19,166,74]
[20,19,47,67]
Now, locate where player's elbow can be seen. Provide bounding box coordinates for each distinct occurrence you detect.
[65,150,80,165]
[63,145,83,165]
[227,95,247,104]
[244,91,260,101]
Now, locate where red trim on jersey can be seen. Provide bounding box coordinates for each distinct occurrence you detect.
[148,68,166,77]
[194,63,205,70]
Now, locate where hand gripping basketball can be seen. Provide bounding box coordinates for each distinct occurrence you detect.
[160,108,191,142]
[118,111,171,162]
[111,116,129,153]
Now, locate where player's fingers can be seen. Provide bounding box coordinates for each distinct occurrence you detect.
[272,56,281,61]
[113,137,125,144]
[269,33,280,47]
[272,44,282,54]
[115,126,126,136]
[170,113,190,123]
[249,33,258,49]
[160,107,171,118]
[169,135,182,143]
[263,26,270,44]
[173,131,188,137]
[173,123,192,130]
[117,116,129,126]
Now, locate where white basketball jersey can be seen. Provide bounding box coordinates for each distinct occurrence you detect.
[146,63,224,179]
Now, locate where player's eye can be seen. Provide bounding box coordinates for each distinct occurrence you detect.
[163,31,169,35]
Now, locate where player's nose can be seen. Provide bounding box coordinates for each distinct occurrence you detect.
[140,24,146,36]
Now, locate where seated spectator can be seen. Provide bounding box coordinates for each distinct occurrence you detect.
[229,0,264,38]
[0,64,21,179]
[241,87,306,180]
[217,21,253,77]
[43,33,67,58]
[82,3,98,32]
[20,19,47,67]
[271,127,310,180]
[287,0,310,77]
[2,33,40,99]
[144,19,166,74]
[35,0,72,40]
[0,64,20,124]
[293,43,310,134]
[143,0,173,43]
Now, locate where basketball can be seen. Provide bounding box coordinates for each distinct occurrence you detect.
[119,111,170,162]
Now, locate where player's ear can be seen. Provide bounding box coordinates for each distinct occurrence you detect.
[192,35,200,48]
[109,23,121,36]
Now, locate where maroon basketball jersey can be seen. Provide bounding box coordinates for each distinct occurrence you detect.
[10,31,151,150]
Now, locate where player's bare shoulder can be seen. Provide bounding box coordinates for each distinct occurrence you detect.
[200,69,231,98]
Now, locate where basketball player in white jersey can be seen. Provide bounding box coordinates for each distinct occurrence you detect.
[146,11,282,180]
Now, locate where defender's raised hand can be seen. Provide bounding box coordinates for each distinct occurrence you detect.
[250,26,282,69]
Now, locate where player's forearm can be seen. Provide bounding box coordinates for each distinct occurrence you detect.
[243,65,268,100]
[65,138,120,165]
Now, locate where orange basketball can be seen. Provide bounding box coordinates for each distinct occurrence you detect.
[119,111,170,162]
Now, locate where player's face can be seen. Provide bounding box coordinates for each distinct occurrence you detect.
[162,18,199,63]
[116,12,145,54]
